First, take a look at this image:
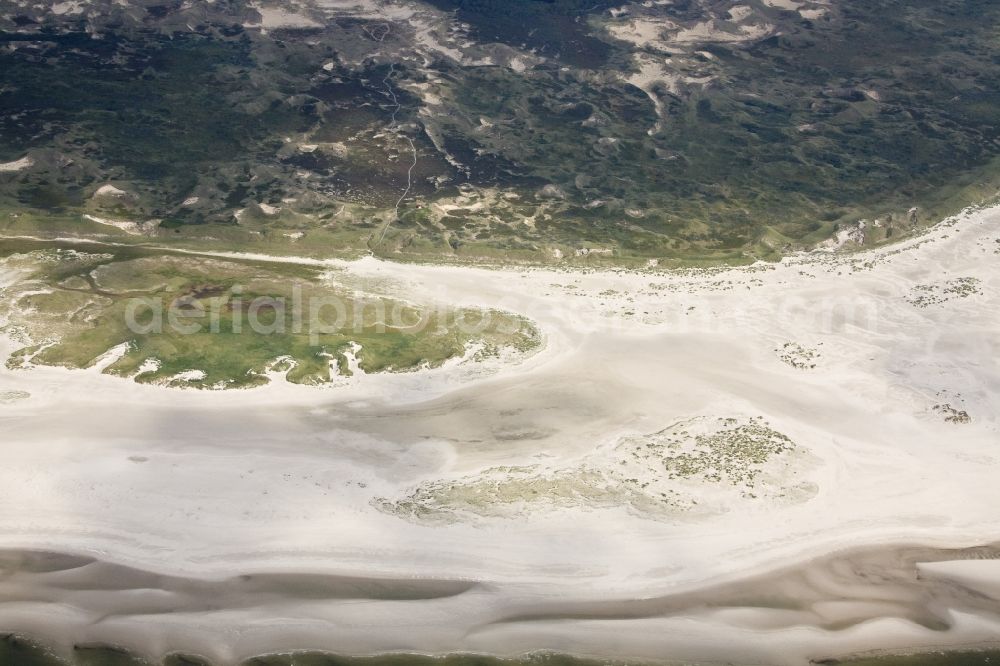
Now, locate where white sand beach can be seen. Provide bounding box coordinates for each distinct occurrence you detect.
[0,205,999,664]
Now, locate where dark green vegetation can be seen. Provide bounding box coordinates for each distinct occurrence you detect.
[0,239,539,388]
[1,0,1000,266]
[245,655,619,666]
[0,637,624,666]
[4,636,1000,666]
[421,0,619,67]
[670,0,1000,249]
[834,652,1000,666]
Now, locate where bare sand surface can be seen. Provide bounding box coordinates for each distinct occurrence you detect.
[0,206,999,664]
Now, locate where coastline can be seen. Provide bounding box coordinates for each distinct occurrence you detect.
[0,204,999,665]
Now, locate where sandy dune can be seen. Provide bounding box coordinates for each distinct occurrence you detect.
[0,206,999,664]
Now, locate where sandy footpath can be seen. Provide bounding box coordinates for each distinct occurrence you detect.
[0,206,999,664]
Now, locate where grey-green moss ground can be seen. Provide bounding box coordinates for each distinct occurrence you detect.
[375,416,817,523]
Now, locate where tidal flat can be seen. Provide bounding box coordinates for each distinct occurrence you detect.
[1,206,999,665]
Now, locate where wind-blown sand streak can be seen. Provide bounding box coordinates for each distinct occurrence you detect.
[2,542,1000,665]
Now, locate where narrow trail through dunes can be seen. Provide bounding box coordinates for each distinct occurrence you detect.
[371,25,419,250]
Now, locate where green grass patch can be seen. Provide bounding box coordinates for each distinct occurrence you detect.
[1,246,539,389]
